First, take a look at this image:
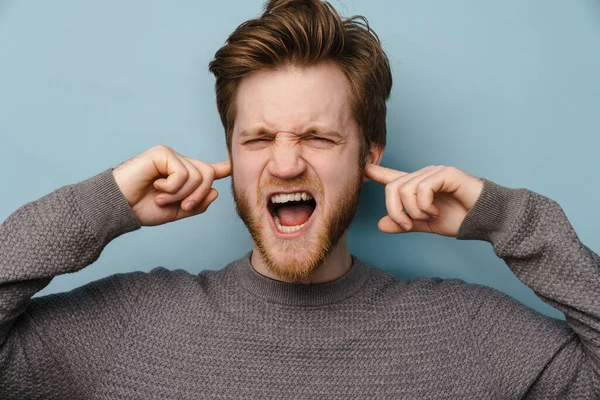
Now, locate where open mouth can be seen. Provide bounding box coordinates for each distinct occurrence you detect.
[267,191,317,234]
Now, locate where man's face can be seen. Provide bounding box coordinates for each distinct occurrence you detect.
[230,63,364,281]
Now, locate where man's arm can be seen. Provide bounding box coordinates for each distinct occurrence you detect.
[0,169,144,398]
[0,145,231,399]
[457,179,600,398]
[365,163,599,397]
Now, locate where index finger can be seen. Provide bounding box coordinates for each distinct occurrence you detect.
[209,160,232,180]
[365,163,408,185]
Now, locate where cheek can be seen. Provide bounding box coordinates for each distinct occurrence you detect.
[308,149,360,181]
[309,158,358,204]
[232,152,265,185]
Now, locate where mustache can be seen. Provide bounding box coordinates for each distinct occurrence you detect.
[259,176,322,192]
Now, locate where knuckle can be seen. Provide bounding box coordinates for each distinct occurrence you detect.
[416,188,429,201]
[179,168,190,180]
[399,185,412,197]
[448,166,463,177]
[385,184,395,196]
[203,166,215,182]
[189,173,203,187]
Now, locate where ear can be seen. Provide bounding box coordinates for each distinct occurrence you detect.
[363,143,384,182]
[366,143,384,165]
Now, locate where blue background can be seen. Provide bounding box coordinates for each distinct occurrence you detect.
[1,0,599,319]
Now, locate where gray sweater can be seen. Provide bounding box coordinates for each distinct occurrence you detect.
[0,169,599,399]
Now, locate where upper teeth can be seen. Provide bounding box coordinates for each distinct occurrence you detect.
[271,192,313,204]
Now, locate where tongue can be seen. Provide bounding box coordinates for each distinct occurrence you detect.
[276,203,314,226]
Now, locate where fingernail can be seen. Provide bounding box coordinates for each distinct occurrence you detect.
[401,223,411,231]
[184,201,195,211]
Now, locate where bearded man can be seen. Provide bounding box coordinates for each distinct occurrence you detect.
[1,0,599,399]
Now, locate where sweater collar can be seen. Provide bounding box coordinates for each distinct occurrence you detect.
[232,252,371,307]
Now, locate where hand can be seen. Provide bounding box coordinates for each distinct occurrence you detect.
[112,145,231,226]
[365,164,484,237]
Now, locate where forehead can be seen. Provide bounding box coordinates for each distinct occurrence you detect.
[233,63,354,135]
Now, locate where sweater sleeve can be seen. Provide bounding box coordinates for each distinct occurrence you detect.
[0,169,143,399]
[456,179,600,399]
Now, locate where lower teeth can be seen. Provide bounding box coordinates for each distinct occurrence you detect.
[273,215,307,233]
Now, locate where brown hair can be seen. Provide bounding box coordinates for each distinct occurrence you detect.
[208,0,392,156]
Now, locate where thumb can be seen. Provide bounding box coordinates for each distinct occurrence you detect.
[377,216,407,234]
[174,188,219,222]
[377,215,433,234]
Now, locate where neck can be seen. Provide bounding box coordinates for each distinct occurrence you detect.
[250,233,352,284]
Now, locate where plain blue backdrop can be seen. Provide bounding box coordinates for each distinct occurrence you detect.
[1,0,599,319]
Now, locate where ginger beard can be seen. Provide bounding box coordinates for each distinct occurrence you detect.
[232,161,364,282]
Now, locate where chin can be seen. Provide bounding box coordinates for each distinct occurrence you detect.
[257,224,332,281]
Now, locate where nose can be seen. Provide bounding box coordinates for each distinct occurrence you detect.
[266,137,307,179]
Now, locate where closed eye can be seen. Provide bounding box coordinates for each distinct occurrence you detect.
[245,138,272,144]
[306,136,333,143]
[304,136,336,148]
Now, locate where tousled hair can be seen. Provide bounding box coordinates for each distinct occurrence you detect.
[208,0,392,156]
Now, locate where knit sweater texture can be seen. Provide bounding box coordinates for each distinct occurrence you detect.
[0,169,599,399]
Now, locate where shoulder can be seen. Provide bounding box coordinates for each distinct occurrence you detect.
[363,265,473,305]
[45,265,230,309]
[363,266,568,335]
[362,265,553,322]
